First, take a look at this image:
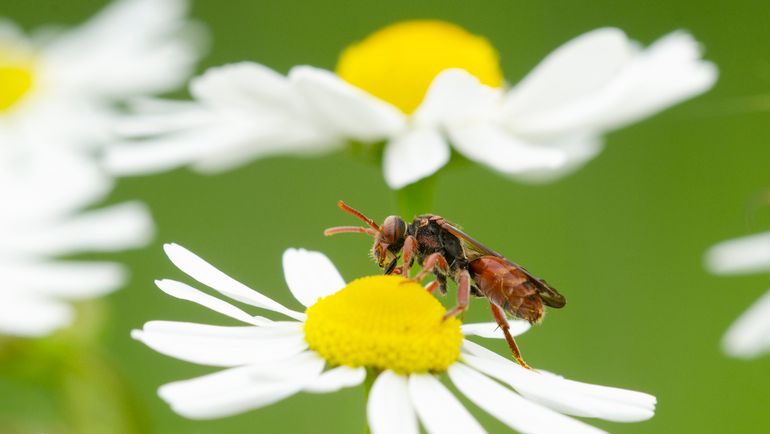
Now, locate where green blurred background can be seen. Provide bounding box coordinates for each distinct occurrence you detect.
[2,0,770,433]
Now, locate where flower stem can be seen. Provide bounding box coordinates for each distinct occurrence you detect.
[395,175,437,218]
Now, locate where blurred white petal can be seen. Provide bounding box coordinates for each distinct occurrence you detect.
[290,65,406,142]
[368,371,418,434]
[383,128,450,189]
[723,289,770,358]
[0,201,154,257]
[0,294,73,337]
[44,0,202,97]
[504,29,715,138]
[0,260,124,299]
[282,248,346,308]
[705,232,770,275]
[413,68,501,126]
[449,122,567,174]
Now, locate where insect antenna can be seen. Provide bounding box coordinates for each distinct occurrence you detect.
[324,226,378,237]
[336,201,381,231]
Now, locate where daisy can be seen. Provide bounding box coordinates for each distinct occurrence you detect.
[705,232,770,358]
[0,149,153,337]
[107,20,716,189]
[133,243,656,433]
[0,0,202,153]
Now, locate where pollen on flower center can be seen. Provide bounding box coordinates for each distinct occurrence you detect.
[336,20,504,114]
[0,48,35,112]
[304,275,462,374]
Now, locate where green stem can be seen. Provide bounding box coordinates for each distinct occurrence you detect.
[395,175,438,218]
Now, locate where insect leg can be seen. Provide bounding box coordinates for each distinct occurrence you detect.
[443,269,470,320]
[490,303,532,370]
[401,235,417,278]
[411,252,449,282]
[424,280,439,294]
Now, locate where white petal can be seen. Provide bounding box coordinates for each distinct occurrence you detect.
[303,366,366,393]
[0,149,110,225]
[190,62,294,111]
[0,260,124,299]
[383,128,450,189]
[462,341,656,422]
[408,374,485,434]
[583,31,717,130]
[413,69,502,126]
[504,29,716,138]
[0,294,73,337]
[155,279,271,326]
[508,135,604,183]
[158,351,325,419]
[461,320,530,339]
[705,232,770,275]
[449,123,567,174]
[282,248,346,308]
[132,320,307,366]
[0,202,154,257]
[448,363,605,434]
[503,28,635,120]
[290,66,406,142]
[163,243,306,320]
[368,371,418,434]
[723,289,770,358]
[45,0,201,97]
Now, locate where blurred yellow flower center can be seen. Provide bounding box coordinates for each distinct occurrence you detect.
[336,20,504,114]
[304,275,462,374]
[0,47,34,112]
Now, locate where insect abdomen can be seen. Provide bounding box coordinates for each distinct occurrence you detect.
[469,256,544,324]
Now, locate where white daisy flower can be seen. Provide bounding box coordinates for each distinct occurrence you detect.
[107,20,716,189]
[705,232,770,358]
[0,0,202,153]
[0,149,153,337]
[133,243,656,433]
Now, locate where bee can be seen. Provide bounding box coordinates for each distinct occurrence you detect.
[324,201,566,369]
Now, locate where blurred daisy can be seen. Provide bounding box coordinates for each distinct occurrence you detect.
[0,0,202,153]
[705,232,770,358]
[108,20,716,189]
[133,243,656,433]
[0,150,153,337]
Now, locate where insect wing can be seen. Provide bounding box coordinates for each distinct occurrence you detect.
[441,221,566,309]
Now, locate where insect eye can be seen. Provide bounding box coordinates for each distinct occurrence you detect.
[382,216,406,244]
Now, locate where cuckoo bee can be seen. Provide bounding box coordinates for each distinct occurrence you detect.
[324,201,566,369]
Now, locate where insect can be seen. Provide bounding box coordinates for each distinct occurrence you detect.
[324,201,566,369]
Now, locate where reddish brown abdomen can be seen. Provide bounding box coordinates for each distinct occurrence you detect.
[469,256,544,323]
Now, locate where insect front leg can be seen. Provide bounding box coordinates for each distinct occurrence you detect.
[443,269,470,321]
[490,303,532,370]
[401,235,417,278]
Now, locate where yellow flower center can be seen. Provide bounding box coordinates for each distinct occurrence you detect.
[0,46,35,112]
[304,275,462,374]
[336,20,504,114]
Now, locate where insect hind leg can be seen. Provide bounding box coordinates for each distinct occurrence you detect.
[490,302,533,370]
